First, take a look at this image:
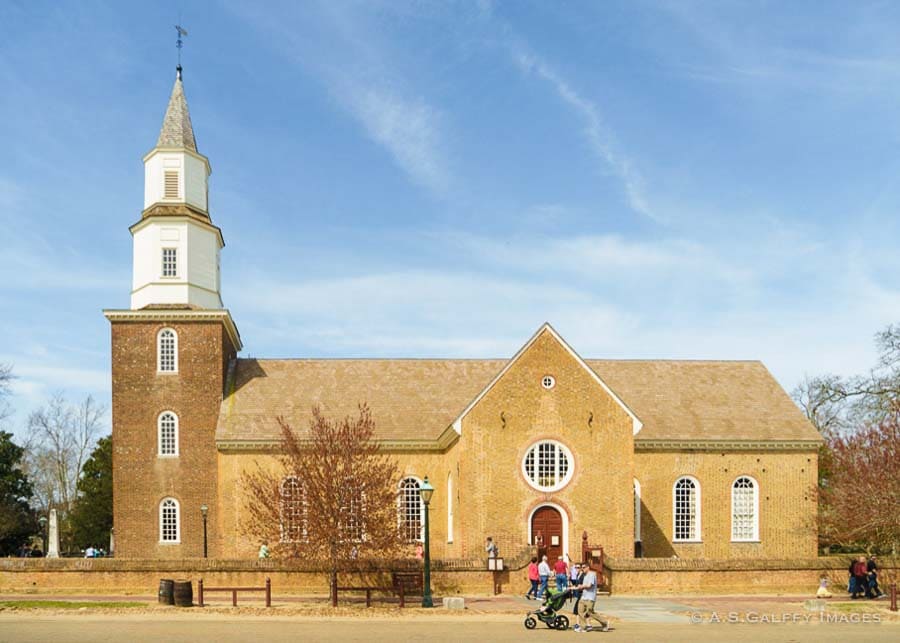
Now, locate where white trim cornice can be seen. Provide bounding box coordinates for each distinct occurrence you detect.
[104,308,242,351]
[634,439,822,451]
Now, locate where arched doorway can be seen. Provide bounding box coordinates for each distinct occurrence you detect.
[529,504,567,561]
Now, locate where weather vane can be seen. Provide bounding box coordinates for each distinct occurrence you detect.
[175,24,188,78]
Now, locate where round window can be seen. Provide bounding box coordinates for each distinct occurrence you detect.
[522,440,574,492]
[541,375,556,389]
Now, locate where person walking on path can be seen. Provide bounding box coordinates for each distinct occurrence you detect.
[851,556,869,599]
[571,563,586,615]
[554,556,568,591]
[537,555,551,599]
[258,541,270,559]
[573,560,610,633]
[525,557,540,600]
[867,555,883,598]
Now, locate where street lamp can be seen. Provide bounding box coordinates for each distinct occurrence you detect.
[38,515,48,557]
[200,504,209,558]
[419,476,435,608]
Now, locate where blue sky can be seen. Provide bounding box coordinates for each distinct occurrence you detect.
[3,1,900,438]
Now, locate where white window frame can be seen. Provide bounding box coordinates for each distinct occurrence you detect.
[633,478,642,543]
[159,497,180,543]
[398,477,424,543]
[157,411,179,457]
[157,328,178,373]
[280,476,308,543]
[730,475,760,542]
[672,476,702,542]
[447,472,454,544]
[161,247,178,278]
[521,440,574,492]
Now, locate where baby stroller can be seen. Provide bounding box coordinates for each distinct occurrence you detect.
[524,587,574,630]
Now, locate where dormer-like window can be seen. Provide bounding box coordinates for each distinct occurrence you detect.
[162,248,177,277]
[164,170,179,198]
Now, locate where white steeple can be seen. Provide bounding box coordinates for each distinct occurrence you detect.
[130,67,224,311]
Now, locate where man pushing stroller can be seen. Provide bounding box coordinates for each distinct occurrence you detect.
[572,560,611,633]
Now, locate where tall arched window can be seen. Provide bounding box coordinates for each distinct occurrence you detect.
[399,477,423,542]
[160,498,180,543]
[157,328,178,373]
[447,472,454,544]
[340,486,365,542]
[280,476,307,543]
[673,476,701,541]
[158,411,178,457]
[731,476,759,541]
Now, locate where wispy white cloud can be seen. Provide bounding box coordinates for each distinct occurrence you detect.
[505,43,657,221]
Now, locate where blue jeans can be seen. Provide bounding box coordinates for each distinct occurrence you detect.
[527,579,539,598]
[538,575,549,598]
[556,574,567,591]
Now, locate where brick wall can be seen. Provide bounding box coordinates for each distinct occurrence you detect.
[110,319,236,559]
[635,450,819,559]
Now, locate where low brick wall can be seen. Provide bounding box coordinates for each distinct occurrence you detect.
[0,558,497,596]
[604,557,900,595]
[1,557,895,597]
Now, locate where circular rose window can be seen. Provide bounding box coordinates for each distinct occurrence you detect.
[541,375,556,389]
[522,440,574,492]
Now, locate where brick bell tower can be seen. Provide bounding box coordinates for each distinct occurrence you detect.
[104,65,241,559]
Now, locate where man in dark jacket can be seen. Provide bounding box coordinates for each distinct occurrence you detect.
[867,556,883,598]
[571,564,586,615]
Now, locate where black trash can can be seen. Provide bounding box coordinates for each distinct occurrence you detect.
[158,579,175,605]
[173,579,193,607]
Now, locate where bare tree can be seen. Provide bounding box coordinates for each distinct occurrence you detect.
[24,393,105,515]
[794,325,900,438]
[0,363,13,428]
[242,404,405,605]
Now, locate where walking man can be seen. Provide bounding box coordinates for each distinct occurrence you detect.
[537,555,551,599]
[554,556,568,591]
[571,563,586,616]
[573,560,610,633]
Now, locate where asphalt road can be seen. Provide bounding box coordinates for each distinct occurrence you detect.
[0,614,897,643]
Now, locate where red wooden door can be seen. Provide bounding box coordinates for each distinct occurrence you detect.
[531,506,563,561]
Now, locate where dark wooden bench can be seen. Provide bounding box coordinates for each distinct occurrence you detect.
[198,577,271,607]
[335,570,424,608]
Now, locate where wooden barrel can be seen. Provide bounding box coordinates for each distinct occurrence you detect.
[158,579,175,605]
[173,579,193,607]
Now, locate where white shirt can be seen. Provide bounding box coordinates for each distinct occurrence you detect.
[538,561,551,576]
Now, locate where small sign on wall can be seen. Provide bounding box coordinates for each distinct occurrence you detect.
[551,536,560,546]
[488,557,504,571]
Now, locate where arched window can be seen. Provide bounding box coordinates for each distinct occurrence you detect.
[633,479,642,543]
[673,477,701,541]
[280,476,307,543]
[399,477,423,542]
[160,498,180,543]
[340,487,365,542]
[158,411,178,457]
[157,328,178,373]
[522,440,574,492]
[731,476,759,541]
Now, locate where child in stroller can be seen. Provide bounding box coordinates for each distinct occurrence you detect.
[524,587,575,630]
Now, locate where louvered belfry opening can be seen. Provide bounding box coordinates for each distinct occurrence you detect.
[164,170,179,198]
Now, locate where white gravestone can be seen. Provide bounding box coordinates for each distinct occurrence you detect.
[47,509,60,558]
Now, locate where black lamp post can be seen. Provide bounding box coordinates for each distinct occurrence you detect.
[419,476,434,608]
[200,504,209,558]
[38,515,48,557]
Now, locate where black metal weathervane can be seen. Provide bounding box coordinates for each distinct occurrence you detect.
[175,24,188,79]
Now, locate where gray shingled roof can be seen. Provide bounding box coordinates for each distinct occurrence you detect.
[157,74,197,151]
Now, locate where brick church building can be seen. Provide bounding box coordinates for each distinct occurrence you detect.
[105,69,823,562]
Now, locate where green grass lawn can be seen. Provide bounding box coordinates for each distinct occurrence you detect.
[0,600,147,609]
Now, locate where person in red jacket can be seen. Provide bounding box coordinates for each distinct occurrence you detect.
[554,556,569,591]
[525,557,540,600]
[851,556,869,599]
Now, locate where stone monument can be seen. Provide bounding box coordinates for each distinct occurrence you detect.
[47,508,60,558]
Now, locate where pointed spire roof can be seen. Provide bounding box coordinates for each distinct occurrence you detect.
[156,67,197,152]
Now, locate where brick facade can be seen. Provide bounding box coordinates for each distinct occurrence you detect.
[110,318,236,558]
